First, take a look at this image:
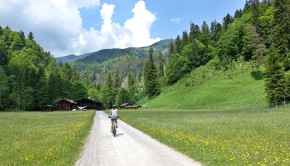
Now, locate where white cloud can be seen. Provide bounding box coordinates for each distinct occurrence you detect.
[0,0,159,57]
[170,17,181,24]
[72,1,160,55]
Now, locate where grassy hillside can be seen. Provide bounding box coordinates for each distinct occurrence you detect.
[140,62,267,109]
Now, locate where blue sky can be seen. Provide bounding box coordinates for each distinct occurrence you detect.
[80,0,245,39]
[0,0,245,57]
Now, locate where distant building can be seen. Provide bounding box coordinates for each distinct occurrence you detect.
[42,105,55,112]
[77,98,103,110]
[120,103,141,109]
[57,99,77,110]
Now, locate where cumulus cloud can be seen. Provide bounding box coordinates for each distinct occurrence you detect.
[0,0,159,57]
[73,1,160,55]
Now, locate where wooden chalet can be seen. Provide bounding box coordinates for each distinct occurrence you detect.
[77,98,103,110]
[42,105,55,112]
[57,99,77,110]
[120,103,141,109]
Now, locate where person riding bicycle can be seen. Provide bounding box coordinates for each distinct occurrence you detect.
[109,105,119,131]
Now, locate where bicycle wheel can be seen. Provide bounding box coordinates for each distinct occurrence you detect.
[112,123,116,137]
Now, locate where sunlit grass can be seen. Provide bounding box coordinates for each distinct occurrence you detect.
[139,64,267,109]
[119,108,290,165]
[0,111,95,165]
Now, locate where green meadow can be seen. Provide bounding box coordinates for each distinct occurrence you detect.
[0,111,95,165]
[139,63,267,109]
[119,108,290,165]
[126,63,290,165]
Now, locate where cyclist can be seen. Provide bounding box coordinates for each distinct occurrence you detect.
[109,105,119,131]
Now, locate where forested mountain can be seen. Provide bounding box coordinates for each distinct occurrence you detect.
[62,0,289,108]
[160,0,290,107]
[56,53,93,63]
[1,0,289,110]
[0,27,88,111]
[70,39,170,86]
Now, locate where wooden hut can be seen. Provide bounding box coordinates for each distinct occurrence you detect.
[57,99,77,110]
[77,98,103,110]
[120,103,141,109]
[42,105,55,112]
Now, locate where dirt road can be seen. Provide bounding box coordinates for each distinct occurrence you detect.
[75,111,201,166]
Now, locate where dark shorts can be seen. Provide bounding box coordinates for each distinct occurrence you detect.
[111,115,119,121]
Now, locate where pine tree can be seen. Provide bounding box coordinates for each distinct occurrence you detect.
[28,32,34,41]
[234,9,243,18]
[143,48,160,98]
[127,73,137,104]
[0,40,8,69]
[157,52,164,77]
[165,40,181,84]
[128,72,136,92]
[210,20,222,45]
[114,68,121,93]
[272,0,290,61]
[199,21,211,45]
[0,66,8,110]
[251,0,261,31]
[223,13,234,30]
[175,35,182,53]
[189,22,201,42]
[48,69,62,103]
[286,73,290,101]
[72,82,88,100]
[116,88,130,107]
[19,31,25,39]
[104,72,115,107]
[34,68,48,110]
[181,31,189,47]
[265,51,287,106]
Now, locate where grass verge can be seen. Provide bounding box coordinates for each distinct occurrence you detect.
[119,108,290,165]
[0,111,95,165]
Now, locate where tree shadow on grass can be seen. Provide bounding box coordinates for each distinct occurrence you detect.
[251,71,266,80]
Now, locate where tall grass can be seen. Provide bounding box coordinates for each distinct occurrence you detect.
[119,108,290,165]
[0,111,95,165]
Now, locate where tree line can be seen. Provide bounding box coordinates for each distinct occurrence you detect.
[0,27,88,111]
[99,47,163,108]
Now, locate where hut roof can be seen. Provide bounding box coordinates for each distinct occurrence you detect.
[62,99,77,104]
[77,98,102,104]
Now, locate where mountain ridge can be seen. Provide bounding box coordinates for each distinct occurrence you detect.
[56,39,171,63]
[63,39,171,86]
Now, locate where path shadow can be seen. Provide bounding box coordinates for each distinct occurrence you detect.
[109,131,124,137]
[251,71,266,80]
[115,133,124,137]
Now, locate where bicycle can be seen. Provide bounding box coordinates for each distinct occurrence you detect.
[112,119,117,137]
[109,116,118,137]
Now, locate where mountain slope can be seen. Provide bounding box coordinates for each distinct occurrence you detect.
[70,39,171,85]
[56,53,93,63]
[139,62,267,109]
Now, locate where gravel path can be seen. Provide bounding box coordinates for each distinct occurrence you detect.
[75,111,201,166]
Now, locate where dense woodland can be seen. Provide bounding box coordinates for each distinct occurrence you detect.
[1,0,290,110]
[0,28,88,111]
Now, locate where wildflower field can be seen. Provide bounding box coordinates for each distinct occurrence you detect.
[120,108,290,165]
[0,111,95,165]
